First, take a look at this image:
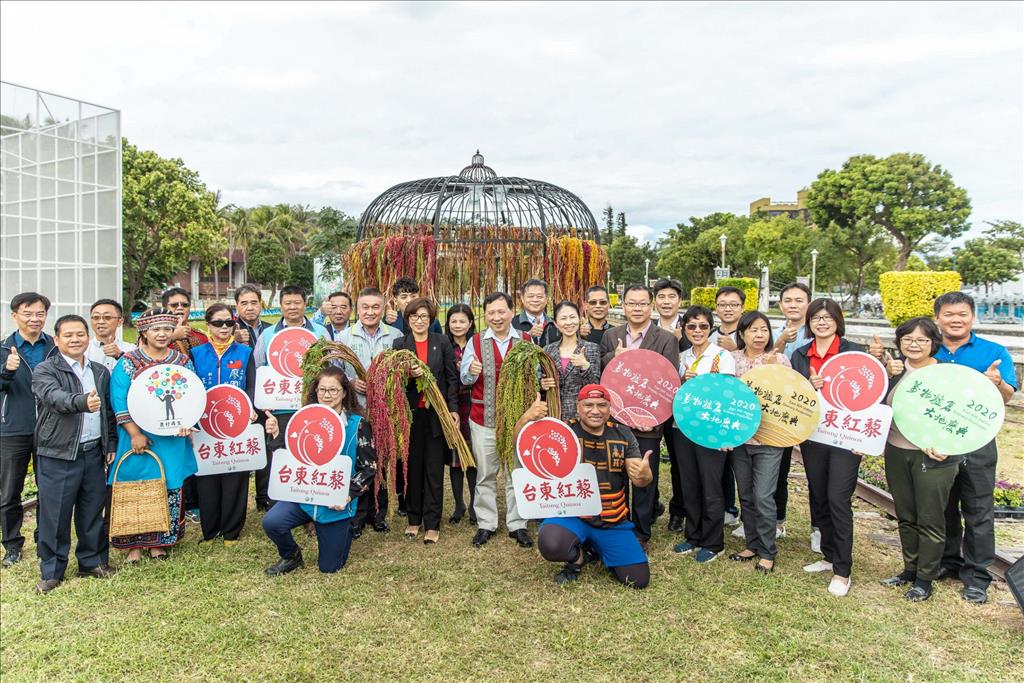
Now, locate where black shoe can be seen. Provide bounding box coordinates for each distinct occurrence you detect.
[555,561,582,585]
[373,521,390,533]
[2,549,22,568]
[667,515,684,533]
[905,583,932,602]
[729,552,755,562]
[351,526,363,540]
[449,507,465,524]
[256,502,269,513]
[265,551,304,576]
[935,566,958,581]
[472,529,495,547]
[653,502,666,519]
[77,564,118,579]
[509,529,533,548]
[962,586,988,604]
[36,578,61,594]
[880,571,916,587]
[755,560,775,574]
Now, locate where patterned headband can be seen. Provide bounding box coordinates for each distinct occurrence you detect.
[135,313,180,332]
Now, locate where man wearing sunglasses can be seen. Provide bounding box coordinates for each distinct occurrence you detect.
[86,299,136,373]
[161,287,209,358]
[580,285,612,345]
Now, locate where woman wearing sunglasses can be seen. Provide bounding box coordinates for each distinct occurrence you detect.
[191,304,263,545]
[672,305,736,565]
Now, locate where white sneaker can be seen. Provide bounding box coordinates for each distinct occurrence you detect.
[828,575,851,597]
[810,528,822,554]
[724,511,739,526]
[732,524,746,538]
[776,524,786,539]
[803,560,833,573]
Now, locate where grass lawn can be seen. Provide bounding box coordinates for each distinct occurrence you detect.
[2,461,1022,682]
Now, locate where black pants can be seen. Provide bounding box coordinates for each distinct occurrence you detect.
[406,409,445,530]
[801,441,861,578]
[0,433,34,553]
[629,435,662,542]
[775,446,792,523]
[675,431,726,552]
[722,449,738,515]
[942,439,997,590]
[537,523,649,588]
[196,471,249,541]
[35,442,108,580]
[182,476,198,511]
[253,411,281,510]
[449,466,477,518]
[664,419,684,518]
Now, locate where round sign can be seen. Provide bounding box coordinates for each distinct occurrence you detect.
[892,363,1005,455]
[516,417,582,480]
[286,404,346,467]
[199,384,252,439]
[673,374,762,449]
[740,365,821,447]
[600,349,681,430]
[818,352,887,412]
[127,363,206,435]
[268,327,318,378]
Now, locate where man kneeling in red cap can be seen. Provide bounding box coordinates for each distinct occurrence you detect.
[513,384,654,588]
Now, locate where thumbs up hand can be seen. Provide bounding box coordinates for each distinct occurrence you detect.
[984,359,1004,386]
[868,335,885,360]
[384,300,399,325]
[526,393,548,421]
[569,351,589,369]
[264,410,280,439]
[886,358,905,376]
[781,323,798,344]
[4,348,19,372]
[86,389,101,413]
[614,339,626,357]
[625,450,654,486]
[809,372,824,391]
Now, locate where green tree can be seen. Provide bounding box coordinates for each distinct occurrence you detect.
[306,207,358,281]
[819,219,894,306]
[616,212,627,238]
[953,239,1022,293]
[121,139,224,314]
[656,213,753,292]
[288,253,315,294]
[743,216,819,285]
[807,153,971,270]
[247,237,290,304]
[984,220,1024,265]
[607,235,656,286]
[602,205,615,245]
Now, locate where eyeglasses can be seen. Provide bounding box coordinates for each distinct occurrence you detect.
[810,315,835,324]
[685,323,711,331]
[90,315,121,322]
[409,314,431,322]
[17,311,47,320]
[900,337,933,348]
[586,299,609,306]
[316,387,341,397]
[167,302,189,309]
[623,302,650,309]
[716,302,742,310]
[207,319,235,328]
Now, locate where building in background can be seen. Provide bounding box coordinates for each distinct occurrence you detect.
[749,188,811,222]
[1,82,121,335]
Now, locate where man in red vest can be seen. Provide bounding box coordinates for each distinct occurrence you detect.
[460,292,534,548]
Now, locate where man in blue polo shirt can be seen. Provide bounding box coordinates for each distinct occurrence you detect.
[1,292,57,568]
[931,291,1016,605]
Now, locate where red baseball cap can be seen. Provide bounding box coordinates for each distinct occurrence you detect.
[578,384,610,401]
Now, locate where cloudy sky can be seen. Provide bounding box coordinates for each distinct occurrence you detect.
[2,1,1021,245]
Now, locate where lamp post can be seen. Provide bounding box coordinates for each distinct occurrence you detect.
[644,258,650,286]
[720,234,727,268]
[811,248,819,299]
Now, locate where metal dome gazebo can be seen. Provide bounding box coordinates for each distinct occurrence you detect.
[346,152,607,305]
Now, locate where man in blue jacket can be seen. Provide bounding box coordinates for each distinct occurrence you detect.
[31,314,118,593]
[1,292,57,568]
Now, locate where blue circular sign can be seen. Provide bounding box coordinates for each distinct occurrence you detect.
[673,374,762,449]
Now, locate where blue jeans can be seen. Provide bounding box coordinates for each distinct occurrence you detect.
[261,502,353,573]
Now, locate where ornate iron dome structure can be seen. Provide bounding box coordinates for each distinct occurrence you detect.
[357,151,599,243]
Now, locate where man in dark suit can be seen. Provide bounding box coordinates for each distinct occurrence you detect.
[599,284,680,546]
[512,279,560,347]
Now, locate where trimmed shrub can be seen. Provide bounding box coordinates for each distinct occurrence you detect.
[690,287,717,309]
[879,271,961,325]
[691,278,758,312]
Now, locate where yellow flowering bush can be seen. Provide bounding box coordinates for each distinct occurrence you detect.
[690,278,758,311]
[879,271,961,325]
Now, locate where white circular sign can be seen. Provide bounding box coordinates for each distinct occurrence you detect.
[127,363,207,435]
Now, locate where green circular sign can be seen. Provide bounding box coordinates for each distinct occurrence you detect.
[673,374,761,449]
[892,363,1005,455]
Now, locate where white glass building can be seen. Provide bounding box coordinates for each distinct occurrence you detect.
[1,82,121,336]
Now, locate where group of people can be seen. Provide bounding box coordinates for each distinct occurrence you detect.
[0,276,1015,603]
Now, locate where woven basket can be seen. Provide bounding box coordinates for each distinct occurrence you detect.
[109,449,171,538]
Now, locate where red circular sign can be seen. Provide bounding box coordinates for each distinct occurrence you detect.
[818,351,887,412]
[200,384,251,439]
[268,328,318,377]
[286,404,346,467]
[599,349,681,430]
[516,417,581,480]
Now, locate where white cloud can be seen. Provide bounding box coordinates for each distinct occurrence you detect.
[1,1,1020,247]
